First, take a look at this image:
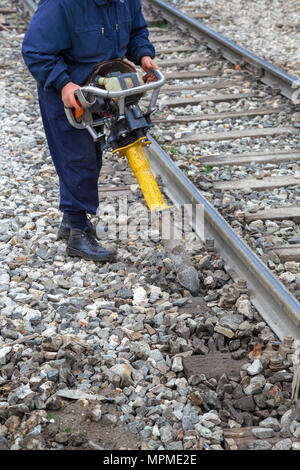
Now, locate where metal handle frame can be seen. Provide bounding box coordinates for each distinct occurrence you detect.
[65,70,166,139]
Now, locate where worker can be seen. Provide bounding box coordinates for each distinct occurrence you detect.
[22,0,159,262]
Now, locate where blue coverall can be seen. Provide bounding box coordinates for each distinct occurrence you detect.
[22,0,155,215]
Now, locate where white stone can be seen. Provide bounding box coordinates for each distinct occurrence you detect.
[281,409,293,427]
[152,424,160,437]
[132,397,144,408]
[247,359,263,376]
[108,334,120,347]
[236,297,253,319]
[293,427,300,439]
[199,412,221,426]
[195,423,213,439]
[132,285,148,305]
[90,405,102,422]
[259,417,281,431]
[10,383,33,400]
[252,427,275,439]
[23,307,42,323]
[0,346,11,365]
[149,285,161,303]
[41,326,57,338]
[273,439,292,450]
[110,363,132,377]
[250,374,266,388]
[0,271,9,286]
[228,420,242,429]
[279,272,296,283]
[172,356,183,372]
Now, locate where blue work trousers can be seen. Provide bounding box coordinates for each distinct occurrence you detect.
[37,85,102,215]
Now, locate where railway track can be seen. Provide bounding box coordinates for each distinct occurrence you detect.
[0,0,300,451]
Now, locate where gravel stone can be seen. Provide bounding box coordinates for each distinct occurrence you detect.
[272,439,293,450]
[259,417,281,431]
[172,356,183,372]
[252,427,275,439]
[247,359,263,376]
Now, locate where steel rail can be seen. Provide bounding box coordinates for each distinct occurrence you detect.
[146,138,300,341]
[142,0,300,104]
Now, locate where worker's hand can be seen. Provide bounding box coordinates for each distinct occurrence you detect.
[141,56,160,72]
[61,82,81,111]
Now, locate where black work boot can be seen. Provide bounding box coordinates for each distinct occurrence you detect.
[57,213,98,240]
[66,228,114,261]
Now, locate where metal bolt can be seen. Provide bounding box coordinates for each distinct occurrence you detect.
[283,336,294,347]
[278,336,295,359]
[235,278,248,294]
[269,353,284,371]
[237,279,247,289]
[271,341,281,351]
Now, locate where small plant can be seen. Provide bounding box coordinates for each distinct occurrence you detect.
[169,146,178,154]
[201,165,213,173]
[155,133,162,143]
[46,414,53,421]
[64,428,71,433]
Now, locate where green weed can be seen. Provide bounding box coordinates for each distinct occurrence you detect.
[201,165,212,173]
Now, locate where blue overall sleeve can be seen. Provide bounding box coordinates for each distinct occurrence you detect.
[22,0,72,92]
[126,0,155,65]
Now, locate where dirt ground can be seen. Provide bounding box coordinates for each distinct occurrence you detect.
[40,400,142,450]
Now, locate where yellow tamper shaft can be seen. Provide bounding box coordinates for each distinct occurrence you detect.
[112,136,200,294]
[112,137,169,212]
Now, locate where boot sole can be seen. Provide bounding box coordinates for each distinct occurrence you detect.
[66,246,114,262]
